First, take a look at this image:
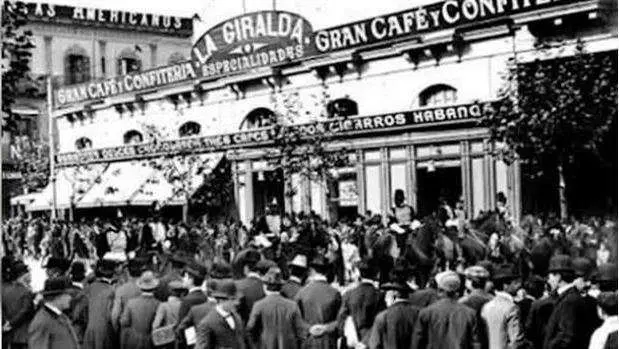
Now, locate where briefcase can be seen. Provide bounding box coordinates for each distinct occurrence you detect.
[152,324,176,346]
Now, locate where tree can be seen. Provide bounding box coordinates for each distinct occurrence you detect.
[482,40,617,219]
[265,87,354,215]
[11,135,50,192]
[2,1,35,132]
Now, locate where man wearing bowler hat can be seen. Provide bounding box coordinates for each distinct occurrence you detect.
[83,259,118,349]
[247,267,307,349]
[179,262,209,325]
[367,280,420,349]
[294,255,342,349]
[543,254,591,349]
[281,254,308,299]
[195,280,247,349]
[480,264,525,349]
[236,250,265,324]
[2,260,35,349]
[28,276,80,349]
[411,270,479,349]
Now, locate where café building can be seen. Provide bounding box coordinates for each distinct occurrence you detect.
[27,0,617,225]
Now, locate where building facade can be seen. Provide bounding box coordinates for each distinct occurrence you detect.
[3,2,193,218]
[21,0,617,225]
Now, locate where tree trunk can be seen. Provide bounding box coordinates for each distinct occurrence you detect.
[557,162,568,221]
[182,197,189,223]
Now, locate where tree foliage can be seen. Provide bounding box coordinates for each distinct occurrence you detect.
[11,135,50,192]
[2,1,35,132]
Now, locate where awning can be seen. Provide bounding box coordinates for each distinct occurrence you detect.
[27,164,107,211]
[129,152,224,206]
[77,161,153,208]
[10,192,39,206]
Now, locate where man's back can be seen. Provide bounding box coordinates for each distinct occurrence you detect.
[411,298,479,349]
[247,293,307,349]
[2,281,34,345]
[338,282,385,341]
[367,300,420,349]
[236,276,265,323]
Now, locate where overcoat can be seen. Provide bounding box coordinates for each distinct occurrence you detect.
[336,281,385,343]
[295,279,342,349]
[177,300,216,332]
[281,278,303,300]
[236,275,266,324]
[28,305,80,349]
[195,308,247,349]
[83,279,118,349]
[120,293,160,349]
[2,281,35,346]
[178,289,208,325]
[480,292,526,349]
[246,293,308,349]
[525,295,557,349]
[367,300,420,349]
[543,287,598,349]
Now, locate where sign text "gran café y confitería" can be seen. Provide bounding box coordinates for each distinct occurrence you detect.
[53,0,580,108]
[55,102,494,167]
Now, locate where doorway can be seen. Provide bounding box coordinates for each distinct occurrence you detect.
[416,164,462,218]
[252,169,285,218]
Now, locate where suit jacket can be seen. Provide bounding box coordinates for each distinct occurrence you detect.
[69,283,89,344]
[543,287,594,349]
[236,275,266,324]
[28,305,80,349]
[196,307,247,349]
[410,298,480,349]
[120,294,160,349]
[367,300,420,349]
[179,289,208,326]
[336,281,385,343]
[111,279,141,329]
[83,279,117,349]
[178,300,217,332]
[153,297,182,329]
[1,281,35,344]
[295,279,342,349]
[480,292,525,349]
[525,295,557,349]
[281,279,303,300]
[409,288,440,308]
[154,269,183,302]
[247,293,308,349]
[460,289,494,349]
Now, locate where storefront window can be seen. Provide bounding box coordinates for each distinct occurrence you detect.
[240,108,275,130]
[75,137,93,150]
[179,122,201,137]
[123,130,143,144]
[364,150,381,162]
[65,53,91,85]
[389,147,406,160]
[326,98,358,118]
[471,158,485,217]
[390,163,407,207]
[364,165,381,215]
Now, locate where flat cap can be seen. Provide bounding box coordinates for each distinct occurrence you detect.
[464,265,490,280]
[435,271,461,292]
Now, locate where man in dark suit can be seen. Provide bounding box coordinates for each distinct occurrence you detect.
[411,271,480,349]
[337,260,384,345]
[111,258,143,330]
[83,259,118,349]
[247,267,308,349]
[459,265,493,349]
[367,281,420,349]
[196,280,248,349]
[28,276,80,349]
[2,260,35,349]
[177,262,209,348]
[543,255,592,349]
[155,253,187,301]
[295,255,342,349]
[281,255,307,299]
[235,250,265,324]
[68,261,89,346]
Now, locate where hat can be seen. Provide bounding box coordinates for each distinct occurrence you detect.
[256,259,278,274]
[41,276,74,297]
[238,250,261,267]
[168,280,187,291]
[43,257,71,273]
[572,257,594,278]
[210,261,233,280]
[548,255,574,273]
[211,280,238,300]
[263,267,284,286]
[593,263,618,283]
[464,265,490,280]
[435,271,461,292]
[493,264,520,282]
[477,260,495,277]
[70,262,86,280]
[185,263,207,279]
[381,281,411,294]
[136,271,160,291]
[309,255,329,269]
[288,255,308,269]
[95,259,117,278]
[10,261,30,280]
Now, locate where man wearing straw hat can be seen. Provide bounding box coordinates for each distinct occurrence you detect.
[281,254,308,299]
[119,270,161,349]
[28,276,80,349]
[247,267,307,349]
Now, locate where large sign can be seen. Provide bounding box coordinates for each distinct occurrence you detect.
[314,0,572,53]
[192,11,315,79]
[25,2,192,36]
[55,101,494,167]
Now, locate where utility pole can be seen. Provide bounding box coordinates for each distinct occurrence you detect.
[47,75,57,221]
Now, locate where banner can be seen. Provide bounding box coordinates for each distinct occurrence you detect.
[55,101,494,167]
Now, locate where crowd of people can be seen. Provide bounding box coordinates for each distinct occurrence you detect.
[1,191,618,349]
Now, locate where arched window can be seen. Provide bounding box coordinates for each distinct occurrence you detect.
[179,121,201,137]
[239,108,275,130]
[419,84,458,107]
[117,47,142,75]
[75,137,93,150]
[168,52,185,65]
[123,130,143,144]
[64,45,91,85]
[327,98,358,118]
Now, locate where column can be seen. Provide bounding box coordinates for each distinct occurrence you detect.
[98,40,107,78]
[380,147,390,217]
[150,43,158,69]
[356,149,365,214]
[512,159,522,223]
[44,36,53,75]
[460,140,473,219]
[243,160,253,225]
[407,145,418,212]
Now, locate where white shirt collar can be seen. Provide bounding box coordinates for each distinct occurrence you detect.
[246,272,262,280]
[557,283,573,296]
[309,274,327,283]
[72,282,84,290]
[44,303,63,316]
[289,276,302,284]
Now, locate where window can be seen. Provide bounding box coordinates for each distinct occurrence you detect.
[419,84,458,107]
[117,48,142,75]
[179,122,201,137]
[64,46,91,84]
[123,130,143,144]
[75,137,93,150]
[239,108,275,130]
[327,98,358,118]
[168,52,185,65]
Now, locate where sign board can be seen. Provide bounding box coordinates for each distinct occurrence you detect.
[192,11,316,79]
[338,180,358,207]
[51,0,587,109]
[55,101,494,167]
[25,2,192,36]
